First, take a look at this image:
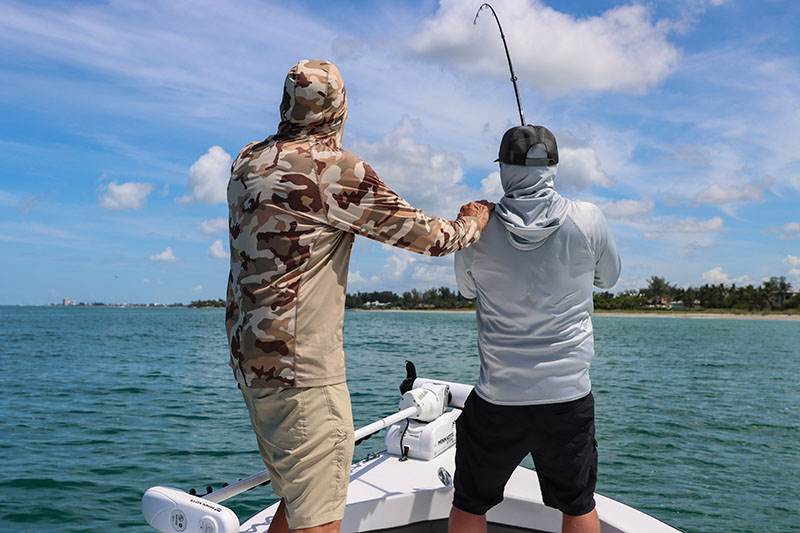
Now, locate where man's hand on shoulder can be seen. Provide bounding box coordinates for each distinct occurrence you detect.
[458,200,495,231]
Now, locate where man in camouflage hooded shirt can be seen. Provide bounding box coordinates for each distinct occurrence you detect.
[227,59,492,532]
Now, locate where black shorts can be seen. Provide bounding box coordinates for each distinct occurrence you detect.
[453,391,597,517]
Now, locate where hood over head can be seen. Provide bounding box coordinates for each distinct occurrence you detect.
[272,59,347,149]
[495,163,568,250]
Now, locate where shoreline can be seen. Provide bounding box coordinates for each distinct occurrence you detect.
[348,308,800,320]
[593,311,800,321]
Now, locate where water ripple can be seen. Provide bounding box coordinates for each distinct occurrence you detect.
[0,308,798,532]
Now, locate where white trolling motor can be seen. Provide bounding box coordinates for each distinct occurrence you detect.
[142,361,473,533]
[385,381,456,461]
[384,362,473,461]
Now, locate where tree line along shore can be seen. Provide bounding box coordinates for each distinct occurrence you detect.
[181,276,799,314]
[345,276,800,314]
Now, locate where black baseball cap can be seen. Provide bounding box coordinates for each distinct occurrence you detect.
[496,125,558,166]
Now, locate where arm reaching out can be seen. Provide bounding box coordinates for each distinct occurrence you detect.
[318,150,493,256]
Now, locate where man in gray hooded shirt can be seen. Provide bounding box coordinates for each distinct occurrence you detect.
[449,126,620,533]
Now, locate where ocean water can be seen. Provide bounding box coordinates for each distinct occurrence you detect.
[0,306,797,532]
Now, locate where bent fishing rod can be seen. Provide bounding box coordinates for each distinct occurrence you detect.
[474,3,526,126]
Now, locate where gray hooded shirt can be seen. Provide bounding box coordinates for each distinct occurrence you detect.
[455,163,621,405]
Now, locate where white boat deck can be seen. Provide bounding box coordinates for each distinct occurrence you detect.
[239,447,679,533]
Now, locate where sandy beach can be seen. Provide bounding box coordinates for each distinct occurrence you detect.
[593,311,800,320]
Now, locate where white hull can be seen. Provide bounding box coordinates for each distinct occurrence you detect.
[240,447,679,533]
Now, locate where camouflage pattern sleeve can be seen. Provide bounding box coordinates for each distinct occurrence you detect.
[315,149,481,256]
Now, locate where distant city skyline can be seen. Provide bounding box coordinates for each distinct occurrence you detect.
[1,0,799,305]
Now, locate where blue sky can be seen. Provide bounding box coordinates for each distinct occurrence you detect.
[1,0,799,305]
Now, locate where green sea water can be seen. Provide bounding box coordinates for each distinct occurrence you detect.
[0,306,797,532]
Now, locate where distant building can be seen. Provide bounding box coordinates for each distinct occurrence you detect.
[773,290,799,307]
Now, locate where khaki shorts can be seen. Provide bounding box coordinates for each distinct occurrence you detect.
[241,382,354,530]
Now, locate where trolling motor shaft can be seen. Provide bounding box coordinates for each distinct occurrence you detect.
[474,3,526,126]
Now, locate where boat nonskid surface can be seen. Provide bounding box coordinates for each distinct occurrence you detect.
[241,447,679,533]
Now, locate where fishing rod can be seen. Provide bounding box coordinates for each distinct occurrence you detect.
[474,3,526,126]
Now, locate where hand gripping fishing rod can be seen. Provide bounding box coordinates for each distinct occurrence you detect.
[474,3,526,126]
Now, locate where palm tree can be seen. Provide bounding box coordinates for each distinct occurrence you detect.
[645,276,676,305]
[767,276,792,307]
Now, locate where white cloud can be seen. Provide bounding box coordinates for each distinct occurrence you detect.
[208,239,228,259]
[597,197,654,220]
[409,0,680,97]
[669,216,724,233]
[692,179,772,205]
[557,147,611,190]
[675,46,800,193]
[782,222,800,233]
[642,216,724,250]
[611,276,650,293]
[662,0,731,34]
[349,116,477,218]
[701,266,755,286]
[352,248,459,291]
[179,146,231,204]
[771,222,800,241]
[385,251,418,278]
[198,217,228,234]
[0,1,336,125]
[149,247,179,262]
[411,263,456,285]
[191,284,203,293]
[480,171,503,200]
[783,256,800,285]
[673,145,710,166]
[98,180,153,211]
[348,270,380,286]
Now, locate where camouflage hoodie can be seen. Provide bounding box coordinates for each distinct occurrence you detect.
[226,60,482,388]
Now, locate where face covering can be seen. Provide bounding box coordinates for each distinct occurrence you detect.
[495,163,568,250]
